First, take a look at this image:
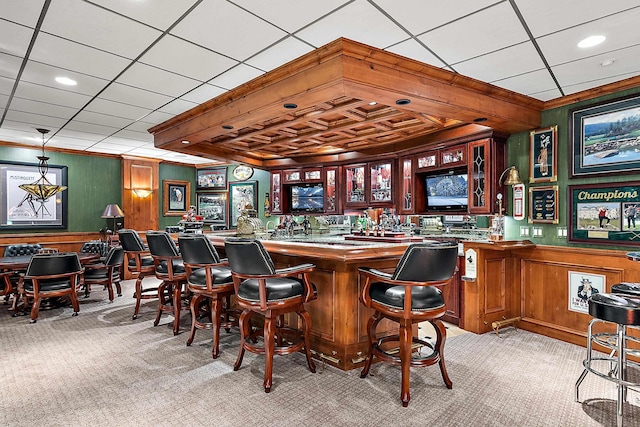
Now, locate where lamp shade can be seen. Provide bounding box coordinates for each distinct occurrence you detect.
[101,204,124,218]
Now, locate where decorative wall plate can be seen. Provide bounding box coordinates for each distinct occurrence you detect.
[232,165,254,181]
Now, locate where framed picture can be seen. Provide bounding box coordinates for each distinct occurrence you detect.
[229,181,257,227]
[0,160,67,229]
[232,165,254,181]
[568,181,640,246]
[530,126,557,183]
[197,167,227,190]
[528,186,558,224]
[163,179,190,216]
[570,94,640,177]
[197,192,228,226]
[568,271,605,314]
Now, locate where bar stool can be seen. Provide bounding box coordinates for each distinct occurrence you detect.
[575,292,640,427]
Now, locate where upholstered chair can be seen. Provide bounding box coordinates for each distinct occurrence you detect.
[83,246,125,302]
[3,244,43,257]
[118,229,157,320]
[358,241,458,407]
[224,238,316,392]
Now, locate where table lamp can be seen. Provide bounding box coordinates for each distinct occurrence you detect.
[101,204,125,233]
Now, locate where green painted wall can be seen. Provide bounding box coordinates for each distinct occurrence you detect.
[158,163,196,231]
[504,86,640,249]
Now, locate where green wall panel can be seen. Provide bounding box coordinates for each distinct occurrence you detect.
[158,163,196,231]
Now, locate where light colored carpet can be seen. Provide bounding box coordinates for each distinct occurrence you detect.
[1,279,638,427]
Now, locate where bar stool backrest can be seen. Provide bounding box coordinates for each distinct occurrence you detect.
[392,242,458,282]
[224,238,275,275]
[178,235,221,265]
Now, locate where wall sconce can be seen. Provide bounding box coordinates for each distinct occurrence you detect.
[132,189,152,198]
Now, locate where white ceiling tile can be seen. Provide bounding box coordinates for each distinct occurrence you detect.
[515,0,640,37]
[29,32,131,80]
[0,0,46,27]
[113,129,154,143]
[0,19,36,57]
[0,53,24,81]
[100,136,147,148]
[181,83,226,104]
[9,97,76,120]
[139,35,238,82]
[536,11,640,66]
[46,136,96,150]
[455,42,546,83]
[171,0,287,61]
[3,114,64,132]
[232,0,350,33]
[85,97,153,121]
[98,83,172,110]
[562,71,640,96]
[74,110,133,130]
[491,69,558,97]
[41,0,162,59]
[0,75,15,95]
[386,39,446,68]
[115,62,201,98]
[374,0,498,35]
[88,0,200,31]
[208,64,264,90]
[13,80,92,108]
[296,0,407,49]
[54,129,106,142]
[136,110,175,126]
[528,87,564,102]
[21,60,109,97]
[157,99,198,116]
[64,120,119,137]
[125,120,154,134]
[245,37,313,72]
[419,2,529,65]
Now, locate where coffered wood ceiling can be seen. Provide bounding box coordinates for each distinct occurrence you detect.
[150,38,542,167]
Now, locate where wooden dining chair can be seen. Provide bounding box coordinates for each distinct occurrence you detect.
[83,246,125,302]
[118,229,158,320]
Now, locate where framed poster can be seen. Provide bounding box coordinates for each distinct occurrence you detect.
[568,271,605,314]
[570,94,640,177]
[232,165,254,181]
[528,186,558,224]
[229,181,257,227]
[0,160,67,229]
[197,167,227,190]
[163,179,190,216]
[197,192,228,226]
[568,181,640,246]
[530,126,557,183]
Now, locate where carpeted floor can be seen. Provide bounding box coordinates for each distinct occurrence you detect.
[1,279,638,427]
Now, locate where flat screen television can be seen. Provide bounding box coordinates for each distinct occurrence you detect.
[425,170,468,211]
[289,183,324,213]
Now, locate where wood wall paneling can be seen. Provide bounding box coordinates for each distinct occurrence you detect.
[122,158,159,231]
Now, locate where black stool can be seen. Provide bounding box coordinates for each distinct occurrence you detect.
[575,292,640,427]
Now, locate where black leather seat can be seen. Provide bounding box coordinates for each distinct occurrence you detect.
[179,234,237,358]
[359,241,458,407]
[146,231,188,336]
[118,229,158,320]
[611,282,640,296]
[83,246,125,302]
[224,238,317,393]
[21,253,84,323]
[3,244,43,257]
[79,241,109,261]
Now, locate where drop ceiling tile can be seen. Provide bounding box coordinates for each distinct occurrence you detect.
[29,32,131,80]
[89,0,200,31]
[13,80,92,108]
[74,110,133,130]
[374,0,498,35]
[9,97,77,120]
[561,71,640,96]
[64,120,120,137]
[139,35,238,82]
[491,69,558,97]
[208,64,264,91]
[528,87,563,101]
[0,19,35,57]
[116,62,201,98]
[125,120,155,134]
[100,136,148,148]
[41,0,162,59]
[296,0,408,49]
[418,2,529,65]
[0,53,23,81]
[3,118,62,134]
[113,129,153,143]
[181,83,226,104]
[245,37,313,72]
[85,145,127,155]
[385,39,446,68]
[157,99,198,116]
[45,136,96,150]
[232,0,350,33]
[85,98,153,121]
[0,0,46,27]
[171,0,287,61]
[515,0,640,37]
[55,129,106,142]
[536,12,640,66]
[136,110,175,126]
[97,83,172,111]
[21,60,109,97]
[5,109,69,129]
[455,42,546,83]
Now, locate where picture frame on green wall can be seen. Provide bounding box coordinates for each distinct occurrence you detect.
[163,179,190,216]
[229,181,257,227]
[0,160,67,229]
[570,94,640,177]
[529,126,557,183]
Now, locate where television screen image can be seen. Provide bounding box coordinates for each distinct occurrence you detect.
[425,173,468,210]
[290,184,324,212]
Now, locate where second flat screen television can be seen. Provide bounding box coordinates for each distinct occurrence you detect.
[425,170,468,211]
[289,183,324,213]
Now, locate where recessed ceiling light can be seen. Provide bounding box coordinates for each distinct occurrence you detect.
[222,125,234,130]
[368,101,377,106]
[600,59,615,67]
[473,117,488,123]
[181,140,190,144]
[55,76,77,86]
[395,99,411,105]
[283,103,298,109]
[577,35,605,48]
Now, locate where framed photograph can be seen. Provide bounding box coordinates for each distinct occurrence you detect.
[163,179,190,216]
[528,186,558,224]
[570,94,640,177]
[232,165,254,181]
[197,192,228,226]
[229,181,257,227]
[530,126,557,183]
[568,271,605,314]
[0,160,67,229]
[568,181,640,246]
[197,167,227,190]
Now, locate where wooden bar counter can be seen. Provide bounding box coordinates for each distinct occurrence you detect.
[207,234,411,371]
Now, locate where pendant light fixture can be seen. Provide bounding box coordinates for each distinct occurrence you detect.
[18,128,67,211]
